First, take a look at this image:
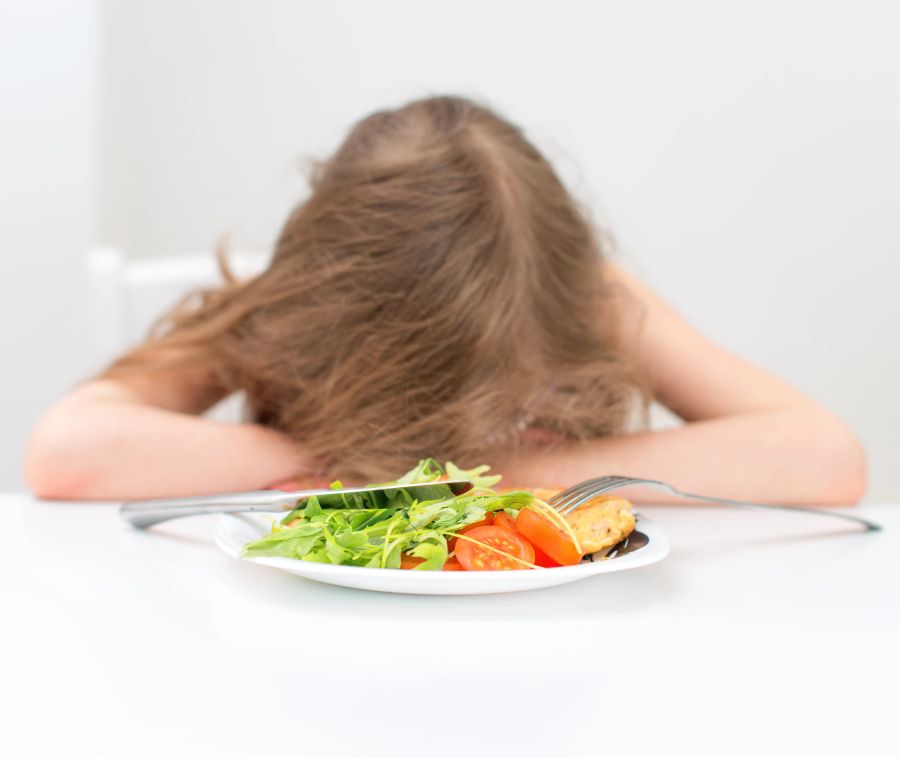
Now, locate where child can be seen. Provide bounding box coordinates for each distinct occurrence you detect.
[26,96,865,503]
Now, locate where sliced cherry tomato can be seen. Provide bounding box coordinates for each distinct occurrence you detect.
[447,513,494,551]
[493,511,517,532]
[442,557,465,571]
[454,525,535,570]
[514,508,581,566]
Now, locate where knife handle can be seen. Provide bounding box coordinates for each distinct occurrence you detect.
[120,490,299,529]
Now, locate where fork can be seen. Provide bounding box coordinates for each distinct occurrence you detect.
[546,475,881,532]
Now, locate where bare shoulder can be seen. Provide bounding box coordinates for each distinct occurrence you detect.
[600,259,671,358]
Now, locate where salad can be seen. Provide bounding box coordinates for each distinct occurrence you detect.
[243,459,632,571]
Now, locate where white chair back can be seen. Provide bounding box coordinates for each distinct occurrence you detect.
[87,247,269,363]
[86,247,270,421]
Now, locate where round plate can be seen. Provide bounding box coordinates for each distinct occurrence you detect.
[215,512,670,595]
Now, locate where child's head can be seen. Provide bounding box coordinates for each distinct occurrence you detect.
[116,96,643,480]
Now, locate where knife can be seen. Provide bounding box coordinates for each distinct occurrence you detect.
[119,480,473,529]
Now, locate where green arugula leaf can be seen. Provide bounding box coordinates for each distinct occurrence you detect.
[446,461,502,491]
[281,507,305,523]
[335,531,369,549]
[242,523,324,559]
[382,540,403,569]
[394,458,444,484]
[291,535,320,558]
[303,496,324,518]
[324,538,350,565]
[302,547,329,563]
[408,539,448,570]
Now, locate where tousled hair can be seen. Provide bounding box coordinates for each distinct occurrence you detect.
[105,95,646,481]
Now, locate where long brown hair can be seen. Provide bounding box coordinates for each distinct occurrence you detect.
[106,95,645,481]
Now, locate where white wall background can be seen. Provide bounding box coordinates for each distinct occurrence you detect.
[1,0,898,498]
[0,1,100,490]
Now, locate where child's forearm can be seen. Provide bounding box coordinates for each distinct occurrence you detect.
[499,405,866,506]
[26,394,309,500]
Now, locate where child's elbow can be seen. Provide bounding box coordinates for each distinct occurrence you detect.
[25,419,96,500]
[814,416,867,506]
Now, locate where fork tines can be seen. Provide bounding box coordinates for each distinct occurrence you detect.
[547,475,633,515]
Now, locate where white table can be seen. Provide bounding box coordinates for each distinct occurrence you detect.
[1,495,897,758]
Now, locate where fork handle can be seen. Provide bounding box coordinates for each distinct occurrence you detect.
[611,478,881,532]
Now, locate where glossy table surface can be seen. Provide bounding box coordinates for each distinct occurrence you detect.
[2,495,897,758]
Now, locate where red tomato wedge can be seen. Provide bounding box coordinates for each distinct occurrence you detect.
[531,544,562,568]
[442,558,465,571]
[447,513,494,552]
[494,511,561,566]
[514,508,581,566]
[454,525,535,570]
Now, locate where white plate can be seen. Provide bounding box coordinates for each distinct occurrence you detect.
[215,512,670,595]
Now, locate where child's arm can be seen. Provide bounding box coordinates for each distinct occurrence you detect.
[25,367,313,500]
[499,264,867,505]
